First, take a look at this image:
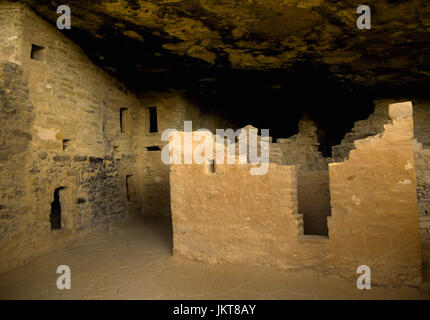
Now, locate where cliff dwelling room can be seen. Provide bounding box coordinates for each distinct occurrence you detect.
[1,0,430,305]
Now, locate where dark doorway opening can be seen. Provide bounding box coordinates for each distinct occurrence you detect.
[298,171,331,236]
[50,187,65,230]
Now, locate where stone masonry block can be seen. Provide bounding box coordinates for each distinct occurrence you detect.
[389,101,413,119]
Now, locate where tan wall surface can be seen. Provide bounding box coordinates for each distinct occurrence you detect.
[171,163,313,269]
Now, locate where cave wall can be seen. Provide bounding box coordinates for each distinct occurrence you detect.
[170,102,422,286]
[0,2,144,272]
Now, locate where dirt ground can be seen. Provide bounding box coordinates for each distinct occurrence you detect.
[1,216,429,300]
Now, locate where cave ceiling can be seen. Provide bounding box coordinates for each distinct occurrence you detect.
[17,0,430,95]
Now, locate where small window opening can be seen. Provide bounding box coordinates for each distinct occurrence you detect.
[120,108,130,133]
[63,139,70,151]
[146,146,161,151]
[31,44,45,61]
[147,107,158,133]
[50,187,65,230]
[113,146,119,152]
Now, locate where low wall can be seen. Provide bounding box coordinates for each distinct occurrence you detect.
[171,163,306,268]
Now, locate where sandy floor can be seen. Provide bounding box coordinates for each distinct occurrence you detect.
[1,216,429,300]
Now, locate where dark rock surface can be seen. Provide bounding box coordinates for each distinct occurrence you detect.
[18,0,430,93]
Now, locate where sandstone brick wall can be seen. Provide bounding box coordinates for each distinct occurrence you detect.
[170,102,422,286]
[0,3,23,64]
[0,3,143,272]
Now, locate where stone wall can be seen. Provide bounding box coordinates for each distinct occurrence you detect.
[0,3,23,64]
[0,3,143,272]
[170,102,422,286]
